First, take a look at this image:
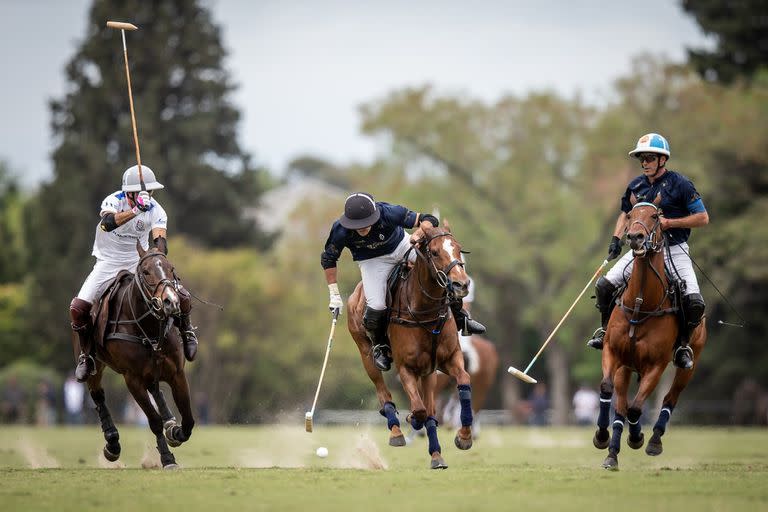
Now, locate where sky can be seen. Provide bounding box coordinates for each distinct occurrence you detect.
[1,0,712,187]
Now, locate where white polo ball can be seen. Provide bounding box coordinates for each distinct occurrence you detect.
[316,446,329,458]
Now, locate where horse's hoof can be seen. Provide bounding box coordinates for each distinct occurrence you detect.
[103,445,121,462]
[389,434,406,447]
[162,463,179,470]
[163,419,177,430]
[602,454,619,470]
[627,432,645,450]
[646,431,664,456]
[165,425,182,448]
[430,454,448,470]
[593,429,610,450]
[454,434,473,451]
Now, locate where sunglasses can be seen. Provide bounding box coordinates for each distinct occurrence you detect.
[636,153,659,163]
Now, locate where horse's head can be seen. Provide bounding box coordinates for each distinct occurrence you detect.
[626,197,663,257]
[415,224,470,298]
[136,243,180,317]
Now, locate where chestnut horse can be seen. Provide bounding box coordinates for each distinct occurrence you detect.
[347,225,474,469]
[76,245,194,469]
[593,201,706,470]
[436,335,498,431]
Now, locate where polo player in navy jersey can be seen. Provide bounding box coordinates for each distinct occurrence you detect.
[586,133,709,370]
[321,192,486,371]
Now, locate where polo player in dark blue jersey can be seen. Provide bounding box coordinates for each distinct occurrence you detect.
[321,192,485,371]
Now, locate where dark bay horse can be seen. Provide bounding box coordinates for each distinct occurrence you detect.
[347,225,474,469]
[435,335,498,431]
[75,245,195,469]
[594,201,707,470]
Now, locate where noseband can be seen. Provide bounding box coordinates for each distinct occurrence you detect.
[629,202,663,254]
[136,251,179,318]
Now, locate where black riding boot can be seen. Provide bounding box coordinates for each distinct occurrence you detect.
[364,307,391,371]
[177,314,199,362]
[586,277,617,350]
[450,299,486,336]
[70,298,95,382]
[674,293,705,369]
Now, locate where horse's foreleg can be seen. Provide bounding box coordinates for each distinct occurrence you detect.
[594,355,617,451]
[149,383,179,444]
[421,373,446,468]
[167,371,195,445]
[444,348,473,450]
[626,365,665,450]
[603,366,631,469]
[397,367,427,429]
[125,375,177,469]
[87,366,121,462]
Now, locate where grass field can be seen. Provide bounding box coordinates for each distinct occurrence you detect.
[1,424,766,511]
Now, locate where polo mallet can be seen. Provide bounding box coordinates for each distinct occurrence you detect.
[106,20,145,190]
[305,308,340,432]
[508,259,609,384]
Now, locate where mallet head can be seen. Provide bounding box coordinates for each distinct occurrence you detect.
[106,21,138,31]
[507,366,538,384]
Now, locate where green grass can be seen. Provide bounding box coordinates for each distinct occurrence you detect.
[1,425,766,512]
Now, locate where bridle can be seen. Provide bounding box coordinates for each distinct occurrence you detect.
[628,202,663,255]
[135,251,180,320]
[413,232,466,300]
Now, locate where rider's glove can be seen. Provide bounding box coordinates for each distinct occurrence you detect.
[132,191,153,214]
[607,235,623,261]
[328,283,343,315]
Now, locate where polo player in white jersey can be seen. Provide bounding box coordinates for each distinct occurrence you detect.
[69,165,199,382]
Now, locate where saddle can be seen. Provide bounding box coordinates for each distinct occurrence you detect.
[92,270,135,348]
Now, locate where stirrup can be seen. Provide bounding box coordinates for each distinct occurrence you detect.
[372,344,392,372]
[673,345,693,370]
[586,327,605,350]
[75,353,95,382]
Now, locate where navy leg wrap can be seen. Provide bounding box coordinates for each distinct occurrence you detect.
[457,384,473,427]
[627,407,642,439]
[379,401,401,430]
[597,391,612,429]
[653,404,674,435]
[410,415,425,431]
[609,412,625,453]
[425,416,441,455]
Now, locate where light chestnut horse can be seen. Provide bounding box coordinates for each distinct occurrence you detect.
[594,201,706,470]
[347,225,474,469]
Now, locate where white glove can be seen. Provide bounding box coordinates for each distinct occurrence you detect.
[328,283,343,315]
[132,190,152,214]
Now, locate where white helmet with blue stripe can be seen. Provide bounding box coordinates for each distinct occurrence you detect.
[121,165,165,192]
[628,133,671,159]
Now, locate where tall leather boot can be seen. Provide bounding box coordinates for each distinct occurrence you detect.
[586,277,617,350]
[70,298,95,382]
[674,293,704,369]
[364,307,391,371]
[177,288,198,362]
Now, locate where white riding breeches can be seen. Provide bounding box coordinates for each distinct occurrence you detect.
[76,259,137,304]
[459,334,480,374]
[358,233,416,310]
[604,242,700,295]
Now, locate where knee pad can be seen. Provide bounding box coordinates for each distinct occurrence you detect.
[683,293,705,323]
[363,307,387,330]
[595,277,617,310]
[178,286,192,314]
[69,298,92,329]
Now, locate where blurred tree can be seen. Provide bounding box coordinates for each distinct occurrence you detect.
[24,0,271,371]
[0,161,27,283]
[683,0,768,84]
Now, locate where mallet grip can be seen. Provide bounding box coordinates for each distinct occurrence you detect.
[106,21,138,31]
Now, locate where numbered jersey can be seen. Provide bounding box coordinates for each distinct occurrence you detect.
[92,190,168,264]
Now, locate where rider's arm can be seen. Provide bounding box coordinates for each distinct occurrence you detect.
[324,267,338,285]
[99,210,138,232]
[414,213,439,229]
[661,211,709,231]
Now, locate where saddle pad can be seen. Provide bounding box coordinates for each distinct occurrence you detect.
[92,270,135,348]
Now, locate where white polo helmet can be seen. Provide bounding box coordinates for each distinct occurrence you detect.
[121,165,165,192]
[628,133,671,158]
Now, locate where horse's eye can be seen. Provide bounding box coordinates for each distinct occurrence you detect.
[143,270,150,276]
[652,214,659,219]
[431,250,439,257]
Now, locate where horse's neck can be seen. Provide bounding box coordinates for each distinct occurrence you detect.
[626,251,668,307]
[402,259,445,309]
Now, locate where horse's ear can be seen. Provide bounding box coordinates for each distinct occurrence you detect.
[136,240,146,258]
[629,193,638,207]
[442,218,452,234]
[652,192,662,206]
